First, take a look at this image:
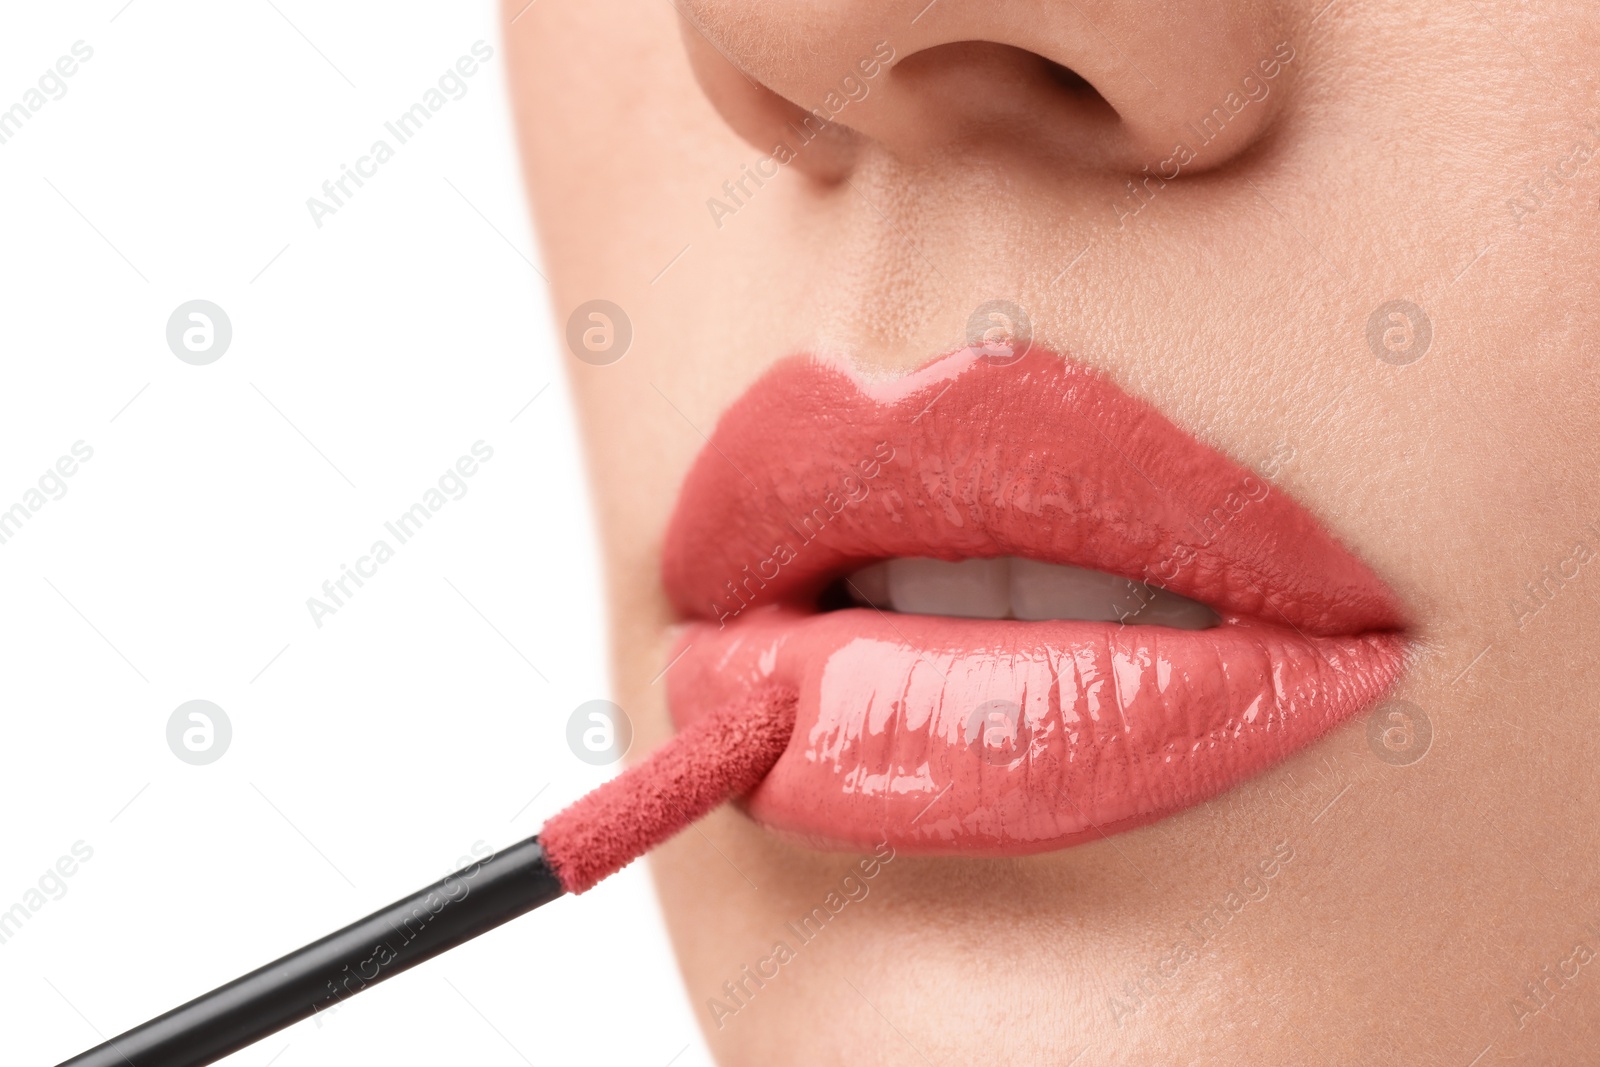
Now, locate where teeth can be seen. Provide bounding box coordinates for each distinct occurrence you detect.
[844,559,891,609]
[846,556,1218,629]
[1009,557,1129,623]
[887,557,1012,619]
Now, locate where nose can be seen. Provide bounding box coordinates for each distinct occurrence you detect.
[678,0,1295,179]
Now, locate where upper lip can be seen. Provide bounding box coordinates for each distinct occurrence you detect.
[659,347,1408,855]
[663,349,1405,637]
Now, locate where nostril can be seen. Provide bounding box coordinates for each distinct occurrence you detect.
[677,7,1291,179]
[886,40,1124,156]
[1041,58,1104,103]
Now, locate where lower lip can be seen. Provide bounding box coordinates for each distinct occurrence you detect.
[667,607,1406,854]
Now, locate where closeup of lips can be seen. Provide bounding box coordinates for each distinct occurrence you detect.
[661,347,1409,856]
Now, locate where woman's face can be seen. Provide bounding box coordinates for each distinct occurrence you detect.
[507,1,1600,1061]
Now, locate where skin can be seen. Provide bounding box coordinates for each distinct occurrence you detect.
[505,1,1600,1062]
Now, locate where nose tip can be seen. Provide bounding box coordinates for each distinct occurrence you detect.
[678,0,1296,180]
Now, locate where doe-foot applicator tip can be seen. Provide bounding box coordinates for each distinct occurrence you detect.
[540,683,799,894]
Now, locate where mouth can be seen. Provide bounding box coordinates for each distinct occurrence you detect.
[660,347,1408,856]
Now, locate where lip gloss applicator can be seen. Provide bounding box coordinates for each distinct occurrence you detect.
[54,685,798,1067]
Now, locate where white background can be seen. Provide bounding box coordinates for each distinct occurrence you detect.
[0,2,712,1064]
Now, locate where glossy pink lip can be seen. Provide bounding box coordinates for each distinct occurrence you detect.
[661,348,1408,855]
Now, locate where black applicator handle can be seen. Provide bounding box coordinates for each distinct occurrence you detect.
[54,836,565,1067]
